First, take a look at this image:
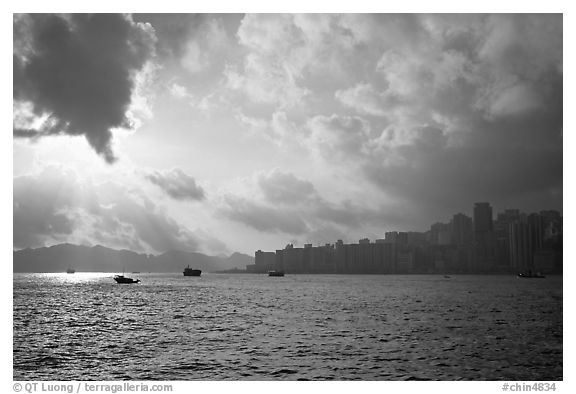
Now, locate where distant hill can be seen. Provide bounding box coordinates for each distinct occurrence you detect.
[13,244,254,273]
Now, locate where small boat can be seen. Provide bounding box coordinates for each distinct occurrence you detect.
[517,272,546,279]
[268,271,285,277]
[183,265,202,276]
[66,268,75,274]
[114,274,140,284]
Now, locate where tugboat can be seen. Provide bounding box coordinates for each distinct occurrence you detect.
[268,270,285,277]
[183,265,202,276]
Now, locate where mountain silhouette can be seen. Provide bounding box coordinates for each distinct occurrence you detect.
[13,243,254,273]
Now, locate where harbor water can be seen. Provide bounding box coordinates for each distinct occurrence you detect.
[13,273,562,380]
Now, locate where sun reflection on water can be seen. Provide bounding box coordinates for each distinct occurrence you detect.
[40,272,117,284]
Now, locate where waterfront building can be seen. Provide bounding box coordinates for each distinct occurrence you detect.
[451,213,473,247]
[254,250,277,273]
[473,202,496,272]
[250,204,561,275]
[509,220,532,272]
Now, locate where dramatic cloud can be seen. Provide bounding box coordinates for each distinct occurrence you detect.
[362,121,562,215]
[145,168,205,201]
[133,14,207,60]
[13,166,222,254]
[13,14,156,163]
[335,83,400,117]
[180,18,231,73]
[227,14,310,108]
[299,14,561,219]
[225,14,561,236]
[257,169,316,204]
[221,195,309,235]
[306,114,373,162]
[12,14,562,255]
[13,167,79,249]
[220,170,414,243]
[228,14,436,109]
[235,110,303,146]
[169,83,193,100]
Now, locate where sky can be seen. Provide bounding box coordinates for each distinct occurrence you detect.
[12,13,563,256]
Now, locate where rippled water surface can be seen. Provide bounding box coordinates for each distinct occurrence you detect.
[13,273,562,380]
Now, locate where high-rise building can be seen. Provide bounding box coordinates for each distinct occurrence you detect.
[358,238,373,273]
[493,209,522,271]
[509,220,532,272]
[406,232,427,247]
[506,212,546,273]
[255,250,276,272]
[474,202,493,232]
[384,232,398,243]
[345,243,360,274]
[539,210,562,273]
[451,213,473,246]
[397,232,408,246]
[335,240,346,273]
[373,241,396,273]
[430,222,451,245]
[281,244,305,273]
[541,211,562,244]
[473,202,496,272]
[450,213,473,272]
[528,213,545,253]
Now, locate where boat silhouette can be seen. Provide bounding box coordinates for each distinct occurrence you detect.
[114,268,140,284]
[114,274,140,284]
[268,271,285,277]
[517,271,546,279]
[183,265,201,276]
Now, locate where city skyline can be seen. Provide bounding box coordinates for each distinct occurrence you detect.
[10,200,563,275]
[256,202,561,248]
[11,200,563,257]
[13,14,562,256]
[251,201,562,275]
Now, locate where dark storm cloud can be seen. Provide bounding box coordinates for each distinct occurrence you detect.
[299,14,563,221]
[13,14,156,163]
[364,119,563,219]
[145,168,206,201]
[13,167,222,254]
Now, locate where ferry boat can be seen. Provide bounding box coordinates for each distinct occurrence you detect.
[183,265,202,276]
